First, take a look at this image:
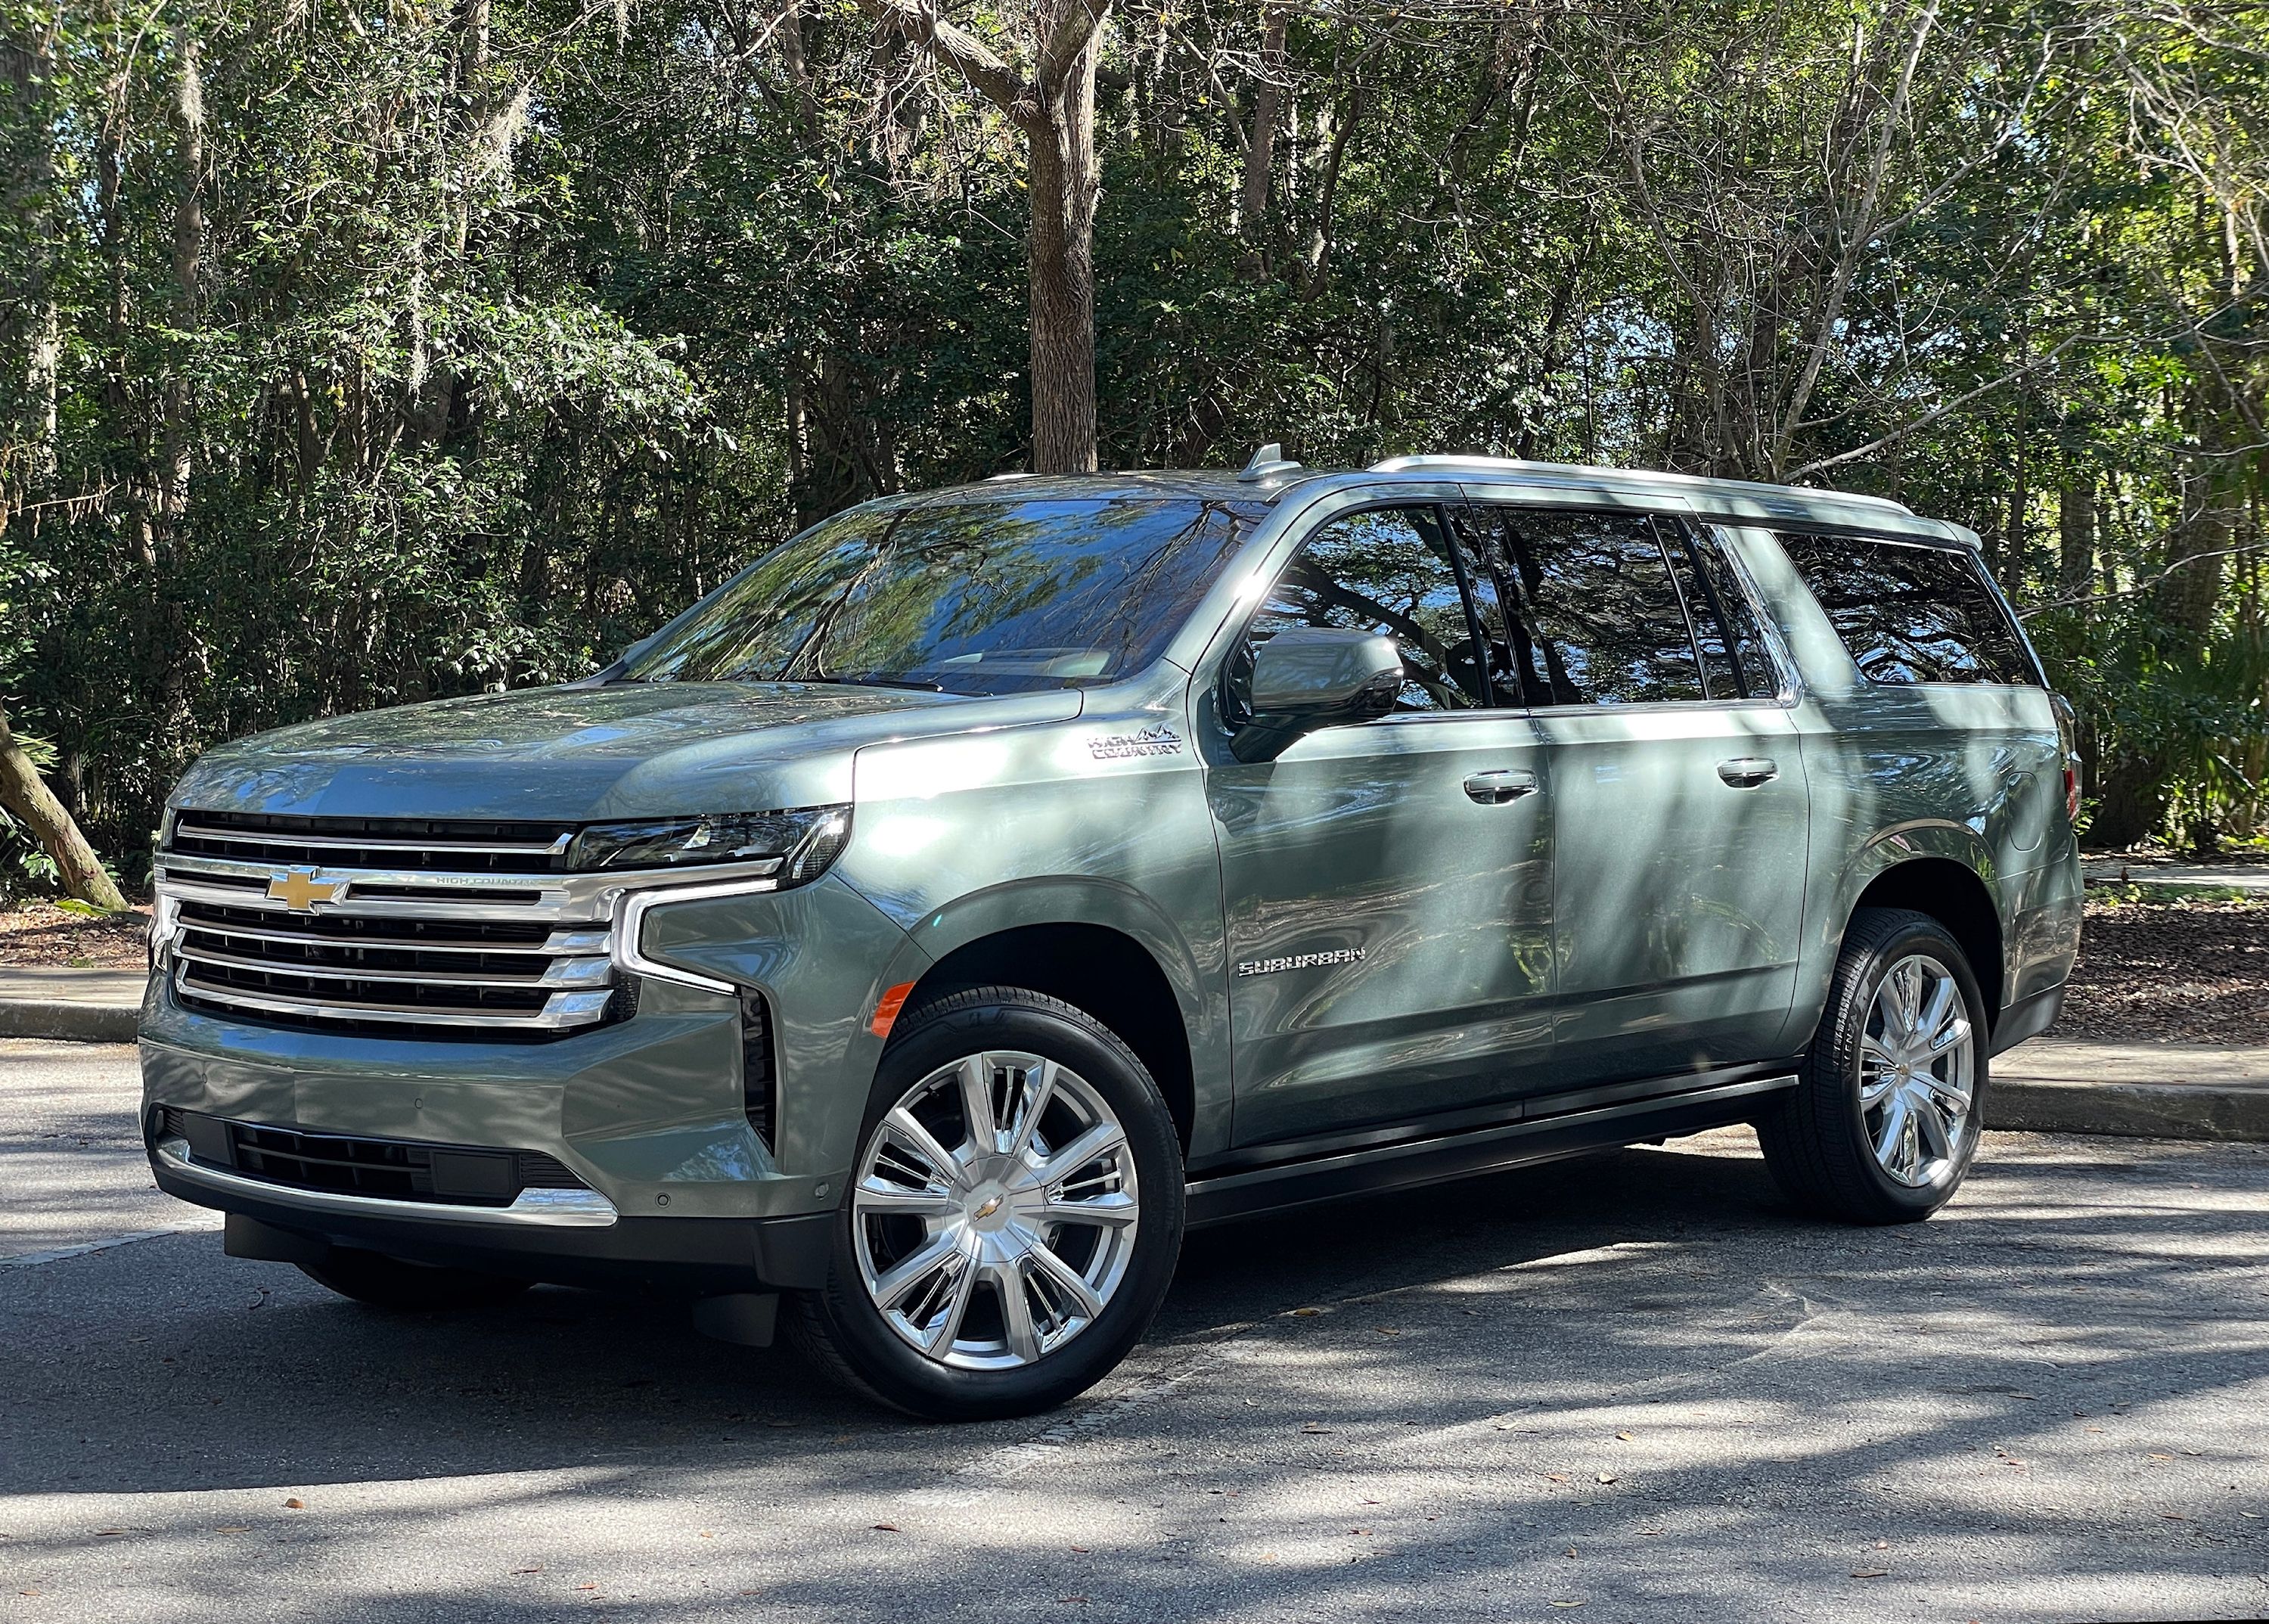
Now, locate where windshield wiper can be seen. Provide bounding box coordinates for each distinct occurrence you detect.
[796,673,950,693]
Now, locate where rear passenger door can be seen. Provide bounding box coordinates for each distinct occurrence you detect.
[1463,495,1809,1091]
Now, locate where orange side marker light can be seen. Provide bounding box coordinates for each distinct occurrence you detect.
[870,981,917,1038]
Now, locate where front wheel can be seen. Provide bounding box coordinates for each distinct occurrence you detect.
[790,986,1185,1421]
[1758,907,1988,1224]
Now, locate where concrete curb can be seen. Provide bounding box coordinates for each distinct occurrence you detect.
[1988,1078,2269,1143]
[0,998,138,1043]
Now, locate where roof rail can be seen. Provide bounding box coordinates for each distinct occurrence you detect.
[1364,454,1979,549]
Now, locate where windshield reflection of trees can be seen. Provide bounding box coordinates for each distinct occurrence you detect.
[623,498,1258,694]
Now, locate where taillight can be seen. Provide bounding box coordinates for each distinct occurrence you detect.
[2050,694,2081,824]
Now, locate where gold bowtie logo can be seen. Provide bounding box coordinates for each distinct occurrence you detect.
[267,866,346,912]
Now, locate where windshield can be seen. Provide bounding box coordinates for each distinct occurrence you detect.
[619,495,1263,694]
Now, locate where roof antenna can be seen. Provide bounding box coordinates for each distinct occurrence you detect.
[1239,442,1302,482]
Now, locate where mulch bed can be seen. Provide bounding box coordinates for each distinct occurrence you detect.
[0,902,151,970]
[2055,894,2269,1047]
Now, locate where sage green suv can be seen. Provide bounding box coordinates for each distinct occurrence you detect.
[140,452,2083,1419]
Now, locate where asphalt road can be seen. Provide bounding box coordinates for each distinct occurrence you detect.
[5,1039,2268,1622]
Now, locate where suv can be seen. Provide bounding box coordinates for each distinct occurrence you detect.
[141,453,2084,1420]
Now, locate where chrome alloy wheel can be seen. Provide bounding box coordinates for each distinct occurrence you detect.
[852,1050,1141,1371]
[1859,952,1976,1188]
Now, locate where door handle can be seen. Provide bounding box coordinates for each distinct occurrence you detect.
[1463,769,1539,805]
[1717,756,1780,788]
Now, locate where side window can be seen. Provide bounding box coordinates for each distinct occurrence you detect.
[1491,508,1708,706]
[1247,506,1491,712]
[1778,535,2038,685]
[1663,524,1779,699]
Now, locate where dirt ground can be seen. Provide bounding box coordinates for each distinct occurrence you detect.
[0,902,150,969]
[2,882,2262,1045]
[2055,892,2268,1046]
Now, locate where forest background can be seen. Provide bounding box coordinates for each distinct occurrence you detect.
[3,0,2264,901]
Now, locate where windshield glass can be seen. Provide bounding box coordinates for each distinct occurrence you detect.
[619,495,1262,694]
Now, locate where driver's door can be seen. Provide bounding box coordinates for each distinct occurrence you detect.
[1205,503,1556,1147]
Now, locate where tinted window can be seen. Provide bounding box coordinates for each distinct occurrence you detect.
[1664,525,1778,699]
[1490,509,1706,706]
[1248,507,1488,711]
[1778,535,2037,685]
[622,497,1261,694]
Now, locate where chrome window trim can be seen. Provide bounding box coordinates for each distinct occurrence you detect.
[153,1136,619,1228]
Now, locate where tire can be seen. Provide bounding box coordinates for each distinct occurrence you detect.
[1758,907,1989,1225]
[297,1248,535,1312]
[790,986,1186,1421]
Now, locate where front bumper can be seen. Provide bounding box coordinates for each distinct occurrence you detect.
[149,1129,833,1292]
[138,869,923,1285]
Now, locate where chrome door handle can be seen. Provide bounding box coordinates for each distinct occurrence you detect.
[1464,769,1539,805]
[1717,756,1780,788]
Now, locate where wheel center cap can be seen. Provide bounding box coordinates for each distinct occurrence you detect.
[964,1182,1017,1232]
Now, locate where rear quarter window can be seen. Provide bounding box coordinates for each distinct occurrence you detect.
[1777,534,2038,686]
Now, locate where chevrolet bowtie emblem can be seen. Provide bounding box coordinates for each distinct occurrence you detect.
[268,866,346,912]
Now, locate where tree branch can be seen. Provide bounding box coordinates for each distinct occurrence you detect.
[852,0,1033,124]
[1038,0,1114,92]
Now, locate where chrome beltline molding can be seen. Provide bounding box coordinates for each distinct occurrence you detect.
[153,1137,621,1228]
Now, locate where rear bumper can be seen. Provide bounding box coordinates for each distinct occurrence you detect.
[148,1124,834,1293]
[1988,979,2066,1057]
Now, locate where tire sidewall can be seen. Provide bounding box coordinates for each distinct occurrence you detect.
[1827,917,1990,1217]
[812,995,1185,1420]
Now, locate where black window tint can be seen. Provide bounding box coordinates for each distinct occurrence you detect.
[1664,525,1778,699]
[1778,535,2037,685]
[1493,509,1707,706]
[1252,507,1488,711]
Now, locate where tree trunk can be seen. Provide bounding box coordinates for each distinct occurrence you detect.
[1238,3,1287,254]
[0,703,130,912]
[1027,56,1101,474]
[2057,464,2094,612]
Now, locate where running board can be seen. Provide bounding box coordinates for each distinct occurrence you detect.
[1183,1072,1797,1228]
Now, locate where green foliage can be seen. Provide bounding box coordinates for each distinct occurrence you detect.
[2,0,2266,877]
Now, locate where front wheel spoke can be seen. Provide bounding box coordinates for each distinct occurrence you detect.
[1035,1120,1126,1188]
[852,1176,958,1220]
[921,1254,978,1352]
[988,1257,1041,1363]
[1005,1060,1058,1161]
[1039,1189,1138,1228]
[882,1107,967,1191]
[956,1054,1001,1155]
[872,1231,964,1313]
[1024,1238,1105,1320]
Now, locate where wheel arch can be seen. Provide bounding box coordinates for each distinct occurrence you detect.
[885,902,1207,1157]
[1843,851,2006,1028]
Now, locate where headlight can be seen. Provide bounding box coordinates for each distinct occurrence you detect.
[567,806,852,882]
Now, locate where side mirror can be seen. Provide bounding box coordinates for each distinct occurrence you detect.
[1230,627,1404,763]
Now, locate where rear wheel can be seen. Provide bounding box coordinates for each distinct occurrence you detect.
[297,1248,534,1312]
[1758,907,1987,1224]
[790,986,1184,1421]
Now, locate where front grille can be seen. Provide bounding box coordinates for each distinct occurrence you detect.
[160,1107,588,1206]
[158,812,621,1039]
[168,810,576,874]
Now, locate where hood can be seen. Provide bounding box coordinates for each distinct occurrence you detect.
[170,681,1086,824]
